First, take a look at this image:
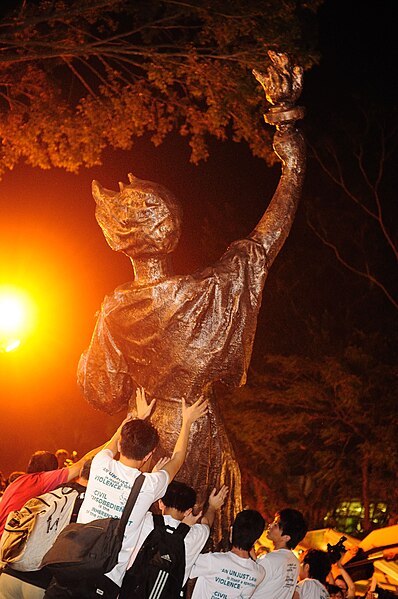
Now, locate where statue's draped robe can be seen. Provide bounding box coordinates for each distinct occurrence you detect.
[78,238,268,545]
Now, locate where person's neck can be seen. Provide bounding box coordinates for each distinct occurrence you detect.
[163,507,185,521]
[119,455,147,470]
[130,255,171,285]
[231,547,251,559]
[273,540,290,550]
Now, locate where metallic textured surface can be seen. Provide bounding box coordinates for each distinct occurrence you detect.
[78,52,306,546]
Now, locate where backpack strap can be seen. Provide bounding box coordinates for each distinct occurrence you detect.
[118,473,145,535]
[175,522,190,539]
[153,513,166,529]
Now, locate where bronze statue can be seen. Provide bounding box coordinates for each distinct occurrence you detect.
[78,51,306,546]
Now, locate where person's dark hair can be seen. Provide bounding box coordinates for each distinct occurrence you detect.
[334,575,348,591]
[278,508,308,549]
[27,451,58,473]
[327,584,343,598]
[161,481,196,512]
[303,549,331,584]
[79,458,93,482]
[231,510,265,551]
[7,471,25,484]
[119,419,159,460]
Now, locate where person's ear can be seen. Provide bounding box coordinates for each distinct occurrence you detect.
[142,450,154,464]
[282,533,291,546]
[117,440,121,454]
[183,507,193,518]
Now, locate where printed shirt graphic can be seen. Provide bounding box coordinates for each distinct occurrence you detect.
[252,548,300,599]
[296,578,330,599]
[77,449,168,587]
[190,551,265,599]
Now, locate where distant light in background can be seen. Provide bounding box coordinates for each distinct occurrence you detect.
[0,285,37,353]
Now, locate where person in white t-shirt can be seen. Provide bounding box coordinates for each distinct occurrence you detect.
[252,508,308,599]
[45,388,208,599]
[120,480,228,596]
[189,509,266,598]
[293,549,331,599]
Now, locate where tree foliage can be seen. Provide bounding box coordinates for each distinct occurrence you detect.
[220,340,398,530]
[0,0,321,176]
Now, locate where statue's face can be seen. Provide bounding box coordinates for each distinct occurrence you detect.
[92,174,182,257]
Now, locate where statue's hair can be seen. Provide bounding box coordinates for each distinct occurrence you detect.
[93,174,182,257]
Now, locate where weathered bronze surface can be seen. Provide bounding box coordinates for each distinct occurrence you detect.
[78,52,306,546]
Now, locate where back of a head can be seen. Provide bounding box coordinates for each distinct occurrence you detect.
[161,480,197,512]
[119,419,160,460]
[334,574,348,592]
[79,457,93,483]
[232,510,265,551]
[27,451,58,474]
[327,583,344,599]
[93,173,182,258]
[8,471,25,484]
[303,549,331,585]
[278,508,308,549]
[55,449,69,467]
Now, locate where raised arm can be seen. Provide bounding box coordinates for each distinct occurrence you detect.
[162,396,209,482]
[333,559,356,599]
[200,486,229,528]
[250,51,306,268]
[182,485,228,528]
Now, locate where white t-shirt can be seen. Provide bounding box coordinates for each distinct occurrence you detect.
[77,449,169,587]
[128,512,210,585]
[252,548,300,599]
[296,578,330,599]
[190,551,265,598]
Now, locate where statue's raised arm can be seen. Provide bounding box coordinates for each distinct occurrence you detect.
[251,51,306,268]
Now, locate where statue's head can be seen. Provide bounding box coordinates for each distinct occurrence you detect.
[92,173,182,258]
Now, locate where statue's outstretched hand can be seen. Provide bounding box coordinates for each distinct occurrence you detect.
[252,50,303,107]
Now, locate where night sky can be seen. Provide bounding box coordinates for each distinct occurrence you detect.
[0,0,396,475]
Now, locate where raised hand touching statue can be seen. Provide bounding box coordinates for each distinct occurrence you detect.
[78,50,306,546]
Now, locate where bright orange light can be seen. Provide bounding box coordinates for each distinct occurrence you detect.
[0,285,36,352]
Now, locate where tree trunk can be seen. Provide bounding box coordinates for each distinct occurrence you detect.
[362,453,370,532]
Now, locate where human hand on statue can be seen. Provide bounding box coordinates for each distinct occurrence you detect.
[151,457,170,473]
[182,509,203,526]
[208,485,229,511]
[131,386,156,420]
[119,411,134,431]
[181,396,209,425]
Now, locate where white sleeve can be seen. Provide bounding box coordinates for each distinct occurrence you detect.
[189,552,214,579]
[184,524,211,580]
[143,469,169,501]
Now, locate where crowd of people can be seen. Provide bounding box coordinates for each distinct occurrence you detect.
[0,389,395,599]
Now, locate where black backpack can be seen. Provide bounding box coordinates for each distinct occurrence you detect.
[119,513,190,599]
[41,473,145,587]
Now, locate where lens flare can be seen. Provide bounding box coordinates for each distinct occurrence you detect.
[0,286,36,352]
